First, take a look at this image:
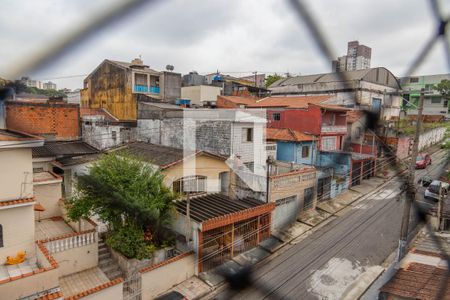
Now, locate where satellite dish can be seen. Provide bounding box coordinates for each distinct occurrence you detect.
[166,65,174,71]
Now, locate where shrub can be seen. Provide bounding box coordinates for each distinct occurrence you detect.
[106,225,155,260]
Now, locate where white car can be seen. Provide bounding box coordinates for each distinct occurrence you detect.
[424,180,449,201]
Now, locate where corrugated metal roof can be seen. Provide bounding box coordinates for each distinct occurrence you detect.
[175,193,266,223]
[270,67,400,89]
[247,95,332,108]
[32,140,99,158]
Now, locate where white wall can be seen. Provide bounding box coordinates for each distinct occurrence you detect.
[34,182,62,219]
[419,127,446,150]
[141,253,195,300]
[181,85,222,106]
[52,242,98,276]
[0,148,33,201]
[0,205,35,263]
[82,117,136,150]
[80,281,123,300]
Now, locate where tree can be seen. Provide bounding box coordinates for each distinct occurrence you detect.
[265,73,283,88]
[66,152,177,259]
[434,79,450,99]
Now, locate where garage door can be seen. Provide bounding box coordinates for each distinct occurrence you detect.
[273,196,299,230]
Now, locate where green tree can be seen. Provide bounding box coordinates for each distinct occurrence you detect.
[66,152,176,258]
[265,73,283,88]
[434,79,450,99]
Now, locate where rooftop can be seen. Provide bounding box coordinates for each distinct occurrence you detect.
[0,129,43,142]
[32,140,99,158]
[266,128,314,142]
[217,96,259,106]
[80,108,119,122]
[175,193,273,223]
[33,171,62,184]
[380,263,450,299]
[55,153,101,167]
[247,95,333,109]
[35,218,75,241]
[118,142,225,169]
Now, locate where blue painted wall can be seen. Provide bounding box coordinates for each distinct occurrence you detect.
[276,141,317,165]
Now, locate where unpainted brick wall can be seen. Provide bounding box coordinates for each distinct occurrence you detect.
[6,102,80,140]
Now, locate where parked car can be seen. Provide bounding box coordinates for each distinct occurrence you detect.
[415,153,432,169]
[424,180,449,201]
[418,175,433,187]
[154,291,187,300]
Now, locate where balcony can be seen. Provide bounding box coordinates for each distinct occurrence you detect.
[134,85,160,94]
[321,125,347,134]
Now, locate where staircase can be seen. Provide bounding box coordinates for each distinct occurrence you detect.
[98,237,123,280]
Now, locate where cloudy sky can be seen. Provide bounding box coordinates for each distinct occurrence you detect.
[0,0,449,90]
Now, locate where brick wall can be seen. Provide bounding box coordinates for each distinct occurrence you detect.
[6,101,80,140]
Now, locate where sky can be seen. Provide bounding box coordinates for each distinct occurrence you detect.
[0,0,449,90]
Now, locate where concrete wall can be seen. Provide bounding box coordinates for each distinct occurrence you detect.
[34,182,62,219]
[181,85,222,106]
[269,170,317,206]
[0,148,33,201]
[141,253,195,300]
[0,205,35,263]
[418,127,446,150]
[52,242,98,276]
[0,266,59,299]
[161,71,182,103]
[82,118,137,150]
[276,141,317,165]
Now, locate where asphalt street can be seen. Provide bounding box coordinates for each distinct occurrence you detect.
[211,149,449,300]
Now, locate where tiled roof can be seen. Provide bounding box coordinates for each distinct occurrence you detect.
[64,278,123,300]
[36,291,63,300]
[175,193,273,223]
[0,129,43,142]
[266,128,314,142]
[33,171,62,183]
[0,198,35,208]
[247,95,332,109]
[412,234,450,257]
[312,103,350,111]
[32,140,99,158]
[119,142,225,169]
[217,96,259,106]
[55,153,101,167]
[380,263,450,299]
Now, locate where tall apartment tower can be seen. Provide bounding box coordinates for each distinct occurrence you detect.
[332,41,371,72]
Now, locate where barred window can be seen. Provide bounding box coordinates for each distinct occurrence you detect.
[173,175,207,194]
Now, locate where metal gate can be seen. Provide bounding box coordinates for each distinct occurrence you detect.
[352,162,362,186]
[317,177,331,202]
[273,196,299,230]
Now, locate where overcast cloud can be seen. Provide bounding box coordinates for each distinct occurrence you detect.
[0,0,449,90]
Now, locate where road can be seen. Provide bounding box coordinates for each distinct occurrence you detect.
[211,149,448,300]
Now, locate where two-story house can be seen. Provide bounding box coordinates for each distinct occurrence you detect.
[81,58,182,121]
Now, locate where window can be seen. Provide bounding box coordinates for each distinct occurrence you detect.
[431,98,441,104]
[272,112,281,121]
[321,137,337,151]
[425,84,433,91]
[173,175,207,194]
[242,128,253,142]
[444,100,448,108]
[303,187,314,210]
[409,77,419,83]
[111,131,117,141]
[0,224,3,247]
[301,145,309,158]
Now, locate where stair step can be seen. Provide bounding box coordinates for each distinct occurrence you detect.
[99,258,114,268]
[98,252,111,260]
[98,248,109,255]
[102,264,120,273]
[106,269,122,280]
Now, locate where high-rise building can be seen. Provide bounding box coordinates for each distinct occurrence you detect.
[332,41,371,72]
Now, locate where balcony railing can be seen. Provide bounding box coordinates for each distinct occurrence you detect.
[321,125,347,134]
[45,230,97,254]
[134,85,160,94]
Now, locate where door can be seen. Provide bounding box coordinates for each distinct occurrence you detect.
[317,177,331,202]
[352,162,362,186]
[273,196,299,230]
[219,172,229,194]
[372,98,382,114]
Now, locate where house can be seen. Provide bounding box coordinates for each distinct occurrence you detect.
[117,142,231,194]
[81,108,137,150]
[205,73,268,97]
[137,103,269,171]
[5,99,80,140]
[81,58,182,121]
[172,194,275,273]
[266,128,317,165]
[400,73,450,118]
[268,67,402,123]
[181,85,222,107]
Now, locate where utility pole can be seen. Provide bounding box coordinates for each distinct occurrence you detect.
[437,183,444,231]
[398,88,424,261]
[266,156,274,203]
